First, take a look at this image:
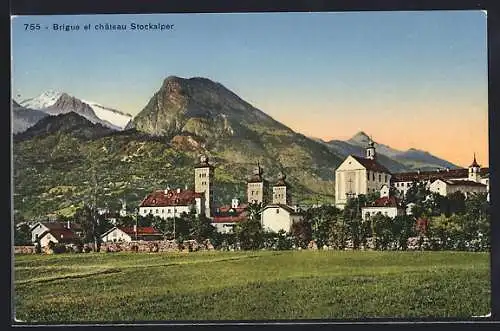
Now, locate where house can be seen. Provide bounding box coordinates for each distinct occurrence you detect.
[335,137,392,209]
[260,204,303,233]
[361,196,404,220]
[391,155,489,198]
[100,226,163,242]
[30,221,82,243]
[429,178,487,198]
[211,198,248,233]
[139,188,204,220]
[37,228,80,248]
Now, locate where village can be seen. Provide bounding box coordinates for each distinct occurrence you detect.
[14,138,490,254]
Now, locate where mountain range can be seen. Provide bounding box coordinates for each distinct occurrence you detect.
[12,76,459,219]
[15,90,133,132]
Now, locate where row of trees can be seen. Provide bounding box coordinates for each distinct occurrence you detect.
[14,186,490,252]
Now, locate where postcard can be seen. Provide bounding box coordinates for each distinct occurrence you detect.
[11,11,490,323]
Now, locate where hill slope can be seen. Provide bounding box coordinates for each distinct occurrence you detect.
[13,76,345,219]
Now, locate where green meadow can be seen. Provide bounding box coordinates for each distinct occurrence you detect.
[13,250,490,322]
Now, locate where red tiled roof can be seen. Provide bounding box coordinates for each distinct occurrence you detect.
[350,155,391,174]
[118,226,162,236]
[366,196,400,208]
[213,205,248,223]
[212,214,248,223]
[392,167,489,182]
[140,189,203,207]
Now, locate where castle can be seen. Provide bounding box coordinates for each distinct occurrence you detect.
[138,156,301,233]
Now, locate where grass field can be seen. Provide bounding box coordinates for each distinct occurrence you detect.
[13,250,490,322]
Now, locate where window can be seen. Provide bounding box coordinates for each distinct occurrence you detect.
[168,209,171,213]
[162,209,164,213]
[385,175,388,182]
[372,173,375,181]
[276,209,280,214]
[155,209,158,214]
[379,174,381,182]
[367,172,370,181]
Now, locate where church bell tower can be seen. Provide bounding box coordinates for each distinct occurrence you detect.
[194,155,214,218]
[366,137,376,160]
[468,153,481,182]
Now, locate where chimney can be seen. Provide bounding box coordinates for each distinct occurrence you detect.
[67,220,71,229]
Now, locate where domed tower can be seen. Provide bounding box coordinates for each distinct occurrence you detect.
[366,136,376,160]
[247,161,269,205]
[272,172,291,205]
[194,154,214,218]
[468,153,481,182]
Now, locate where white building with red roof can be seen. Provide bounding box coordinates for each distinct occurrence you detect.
[138,187,204,219]
[391,154,489,199]
[211,198,248,233]
[101,226,163,242]
[429,178,487,198]
[361,186,405,220]
[37,227,80,248]
[335,137,392,209]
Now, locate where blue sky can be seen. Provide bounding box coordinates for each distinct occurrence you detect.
[11,11,488,166]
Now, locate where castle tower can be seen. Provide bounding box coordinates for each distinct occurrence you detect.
[194,155,214,218]
[247,162,269,205]
[272,172,291,205]
[468,153,481,182]
[366,136,376,160]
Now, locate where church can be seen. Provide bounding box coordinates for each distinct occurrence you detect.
[335,138,392,209]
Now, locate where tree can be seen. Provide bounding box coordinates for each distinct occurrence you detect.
[392,215,416,250]
[447,191,466,215]
[290,219,312,249]
[14,224,32,246]
[234,218,264,250]
[189,212,216,242]
[371,214,396,250]
[74,204,103,251]
[304,205,340,248]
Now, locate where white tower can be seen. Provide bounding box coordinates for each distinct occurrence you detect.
[366,136,376,160]
[468,153,481,182]
[194,155,214,218]
[272,172,291,205]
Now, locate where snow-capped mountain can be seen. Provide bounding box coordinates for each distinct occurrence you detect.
[82,100,132,130]
[18,90,132,131]
[19,90,63,110]
[12,100,49,134]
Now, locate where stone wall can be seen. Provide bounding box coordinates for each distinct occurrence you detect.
[14,246,37,254]
[99,239,215,253]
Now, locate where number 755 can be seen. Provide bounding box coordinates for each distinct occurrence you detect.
[24,24,41,30]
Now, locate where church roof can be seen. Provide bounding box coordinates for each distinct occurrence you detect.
[139,189,203,207]
[470,155,480,168]
[350,155,391,174]
[274,178,288,187]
